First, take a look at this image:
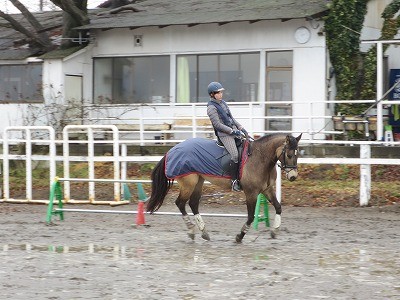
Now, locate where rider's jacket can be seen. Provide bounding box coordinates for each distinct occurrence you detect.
[207,99,242,138]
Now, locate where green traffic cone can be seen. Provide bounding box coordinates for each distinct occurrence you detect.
[123,183,132,201]
[136,183,148,201]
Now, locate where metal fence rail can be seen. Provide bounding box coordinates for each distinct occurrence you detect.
[1,125,399,206]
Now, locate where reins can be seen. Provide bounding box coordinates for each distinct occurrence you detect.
[244,134,299,173]
[277,144,298,171]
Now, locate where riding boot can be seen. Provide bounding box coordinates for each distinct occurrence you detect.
[229,160,241,192]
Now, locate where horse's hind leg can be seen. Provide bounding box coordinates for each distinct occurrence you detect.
[175,175,199,240]
[188,178,210,241]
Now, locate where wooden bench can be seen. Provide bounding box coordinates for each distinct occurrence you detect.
[172,118,214,139]
[115,123,172,140]
[173,118,212,128]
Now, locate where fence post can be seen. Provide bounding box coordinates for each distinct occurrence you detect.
[359,144,371,206]
[88,127,95,203]
[276,164,281,203]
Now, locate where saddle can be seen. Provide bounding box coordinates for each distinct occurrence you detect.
[217,138,251,178]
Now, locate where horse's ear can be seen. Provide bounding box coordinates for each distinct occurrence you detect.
[285,135,290,144]
[296,133,302,142]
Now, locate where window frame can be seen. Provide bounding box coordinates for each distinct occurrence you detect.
[0,63,43,103]
[93,55,170,104]
[176,52,260,103]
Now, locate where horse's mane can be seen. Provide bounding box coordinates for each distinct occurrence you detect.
[255,133,286,143]
[255,133,298,149]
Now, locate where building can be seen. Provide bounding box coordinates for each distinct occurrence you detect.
[0,0,399,140]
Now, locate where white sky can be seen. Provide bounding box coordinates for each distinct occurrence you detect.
[2,0,105,13]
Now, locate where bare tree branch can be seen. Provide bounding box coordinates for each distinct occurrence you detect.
[0,9,39,44]
[9,0,53,50]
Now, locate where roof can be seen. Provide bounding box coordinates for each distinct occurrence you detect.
[0,48,40,60]
[0,0,330,60]
[39,46,86,59]
[79,0,331,30]
[0,10,63,60]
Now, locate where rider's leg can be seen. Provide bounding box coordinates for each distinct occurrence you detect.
[219,135,241,191]
[229,160,241,191]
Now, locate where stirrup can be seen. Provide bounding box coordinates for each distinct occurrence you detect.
[231,179,241,192]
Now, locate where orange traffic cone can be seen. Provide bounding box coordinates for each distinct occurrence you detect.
[136,201,146,225]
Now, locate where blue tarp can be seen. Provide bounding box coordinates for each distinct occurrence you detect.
[165,138,228,179]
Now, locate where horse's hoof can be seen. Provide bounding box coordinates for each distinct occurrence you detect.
[235,234,243,243]
[270,230,277,239]
[201,232,210,241]
[188,233,195,240]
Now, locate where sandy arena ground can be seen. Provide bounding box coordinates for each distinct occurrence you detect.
[0,202,399,300]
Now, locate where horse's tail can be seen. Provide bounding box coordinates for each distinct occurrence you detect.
[146,156,174,213]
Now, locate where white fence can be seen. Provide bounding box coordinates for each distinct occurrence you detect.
[1,125,399,206]
[73,99,400,142]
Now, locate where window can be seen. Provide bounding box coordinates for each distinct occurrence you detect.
[93,56,170,104]
[177,53,260,103]
[265,51,293,131]
[0,64,43,102]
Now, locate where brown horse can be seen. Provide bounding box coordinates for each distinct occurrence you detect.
[146,133,302,242]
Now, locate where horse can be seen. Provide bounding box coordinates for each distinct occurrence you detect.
[146,133,302,243]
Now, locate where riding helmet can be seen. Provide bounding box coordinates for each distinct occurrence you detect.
[207,82,225,95]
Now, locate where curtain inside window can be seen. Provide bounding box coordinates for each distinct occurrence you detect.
[177,57,190,103]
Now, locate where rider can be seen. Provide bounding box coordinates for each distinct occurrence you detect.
[206,81,248,192]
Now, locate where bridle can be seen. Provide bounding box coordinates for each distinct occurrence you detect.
[277,143,298,173]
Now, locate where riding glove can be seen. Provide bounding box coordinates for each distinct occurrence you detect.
[231,129,241,137]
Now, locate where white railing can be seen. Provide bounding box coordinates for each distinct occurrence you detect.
[1,125,399,206]
[2,126,56,202]
[75,99,400,142]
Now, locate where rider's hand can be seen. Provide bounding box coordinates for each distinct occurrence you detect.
[241,128,248,137]
[231,129,241,137]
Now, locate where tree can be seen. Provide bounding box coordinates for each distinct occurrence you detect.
[360,0,400,100]
[0,0,90,51]
[0,0,54,51]
[51,0,89,49]
[325,0,400,115]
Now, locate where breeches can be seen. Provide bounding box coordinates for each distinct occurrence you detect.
[219,135,239,163]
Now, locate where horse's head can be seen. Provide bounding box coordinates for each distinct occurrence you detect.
[276,133,302,181]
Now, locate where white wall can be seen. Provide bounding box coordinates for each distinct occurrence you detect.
[92,19,325,59]
[89,19,327,138]
[0,105,28,136]
[0,19,328,139]
[292,47,327,138]
[43,47,94,106]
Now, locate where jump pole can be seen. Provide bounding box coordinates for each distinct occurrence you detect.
[46,177,249,225]
[52,208,248,218]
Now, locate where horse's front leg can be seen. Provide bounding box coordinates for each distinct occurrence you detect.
[235,195,256,243]
[265,189,282,239]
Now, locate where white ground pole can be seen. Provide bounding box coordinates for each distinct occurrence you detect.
[54,208,248,218]
[54,178,247,218]
[62,125,120,203]
[3,126,55,202]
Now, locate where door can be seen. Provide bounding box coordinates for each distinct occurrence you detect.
[265,52,293,131]
[64,75,83,125]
